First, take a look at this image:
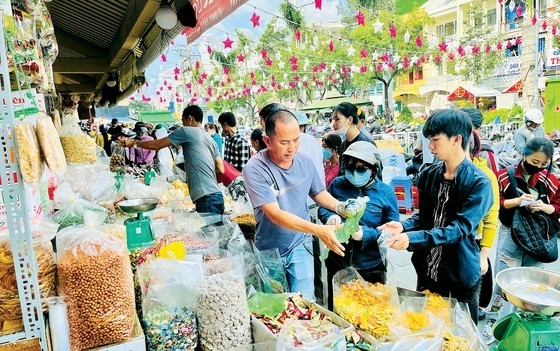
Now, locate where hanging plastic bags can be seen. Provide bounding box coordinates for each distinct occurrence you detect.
[15,122,43,184]
[36,116,67,177]
[58,111,97,164]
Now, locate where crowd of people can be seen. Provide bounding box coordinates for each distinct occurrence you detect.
[86,102,557,340]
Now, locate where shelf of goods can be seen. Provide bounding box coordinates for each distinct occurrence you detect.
[0,15,48,351]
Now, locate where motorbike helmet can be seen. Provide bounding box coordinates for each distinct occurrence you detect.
[343,141,380,168]
[524,109,544,124]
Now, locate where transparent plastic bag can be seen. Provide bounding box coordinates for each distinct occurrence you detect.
[63,164,117,204]
[15,122,43,184]
[0,218,57,321]
[389,297,444,337]
[248,292,290,319]
[36,116,67,177]
[254,246,288,294]
[52,183,108,230]
[58,111,97,164]
[227,226,259,292]
[57,210,135,351]
[138,259,204,351]
[197,256,252,350]
[121,174,155,199]
[378,230,391,268]
[277,319,346,351]
[110,146,127,171]
[321,197,369,260]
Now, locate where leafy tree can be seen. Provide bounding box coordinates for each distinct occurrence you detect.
[279,1,304,32]
[129,100,155,112]
[398,106,413,122]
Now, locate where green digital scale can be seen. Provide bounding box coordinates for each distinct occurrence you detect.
[492,267,560,351]
[117,198,158,250]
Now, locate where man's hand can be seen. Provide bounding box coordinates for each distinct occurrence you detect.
[118,139,134,148]
[377,221,404,236]
[314,224,345,256]
[480,253,489,275]
[528,201,555,214]
[327,215,342,225]
[351,226,363,241]
[386,233,409,250]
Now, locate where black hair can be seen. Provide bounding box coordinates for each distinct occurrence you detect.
[259,103,286,120]
[460,108,483,129]
[422,109,472,151]
[469,130,482,158]
[218,112,236,127]
[323,134,342,153]
[204,122,215,131]
[264,109,298,136]
[250,127,267,150]
[182,105,203,123]
[523,137,554,159]
[333,102,359,125]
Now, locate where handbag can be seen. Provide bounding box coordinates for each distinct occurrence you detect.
[506,166,559,263]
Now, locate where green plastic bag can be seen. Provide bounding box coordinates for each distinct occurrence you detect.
[248,292,290,319]
[321,197,369,260]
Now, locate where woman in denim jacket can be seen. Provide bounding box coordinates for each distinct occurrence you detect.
[318,141,399,309]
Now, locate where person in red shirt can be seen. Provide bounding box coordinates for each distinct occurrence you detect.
[322,134,342,188]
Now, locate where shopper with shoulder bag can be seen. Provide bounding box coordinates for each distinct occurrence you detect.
[489,137,560,315]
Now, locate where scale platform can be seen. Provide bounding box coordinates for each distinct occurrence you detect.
[492,267,560,351]
[117,198,158,250]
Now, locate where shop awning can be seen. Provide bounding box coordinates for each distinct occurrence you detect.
[300,95,372,111]
[447,85,500,101]
[138,111,177,124]
[503,79,523,93]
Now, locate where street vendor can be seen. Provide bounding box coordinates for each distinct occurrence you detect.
[379,109,493,324]
[130,125,156,166]
[120,105,225,215]
[243,109,352,300]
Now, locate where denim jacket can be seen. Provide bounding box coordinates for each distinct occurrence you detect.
[318,176,400,270]
[403,158,492,289]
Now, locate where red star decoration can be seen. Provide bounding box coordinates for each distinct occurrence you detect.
[506,40,512,49]
[553,25,558,36]
[447,52,455,61]
[156,91,161,96]
[515,5,523,18]
[207,45,212,55]
[439,40,448,52]
[294,75,300,81]
[170,40,175,46]
[360,48,367,59]
[497,42,503,50]
[289,81,296,89]
[389,24,397,38]
[376,63,383,72]
[403,56,410,68]
[458,45,465,57]
[174,75,178,81]
[542,20,547,30]
[498,0,503,3]
[195,61,200,69]
[173,66,180,75]
[295,29,301,42]
[161,54,167,62]
[261,49,268,58]
[167,85,173,91]
[314,0,322,9]
[381,52,390,62]
[237,53,245,62]
[129,96,135,101]
[250,12,260,27]
[224,67,230,75]
[472,45,480,54]
[201,72,208,80]
[360,65,367,73]
[328,39,334,52]
[515,37,522,45]
[319,62,327,70]
[163,80,168,86]
[291,64,299,71]
[250,72,255,79]
[435,55,442,63]
[145,81,149,87]
[486,45,492,53]
[313,66,319,73]
[223,36,234,49]
[356,11,365,26]
[289,56,298,65]
[416,35,422,47]
[531,15,537,26]
[265,58,273,66]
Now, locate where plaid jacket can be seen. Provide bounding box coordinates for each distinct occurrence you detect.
[224,129,251,172]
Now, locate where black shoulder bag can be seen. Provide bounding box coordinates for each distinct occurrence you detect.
[505,165,559,263]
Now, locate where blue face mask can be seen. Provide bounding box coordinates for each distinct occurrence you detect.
[345,168,372,187]
[323,148,333,160]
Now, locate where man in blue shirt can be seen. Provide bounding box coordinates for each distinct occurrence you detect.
[380,109,492,324]
[244,109,349,300]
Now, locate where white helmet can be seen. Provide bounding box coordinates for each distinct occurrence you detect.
[525,109,544,124]
[343,141,380,167]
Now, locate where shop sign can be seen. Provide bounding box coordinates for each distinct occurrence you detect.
[184,0,249,43]
[546,49,560,70]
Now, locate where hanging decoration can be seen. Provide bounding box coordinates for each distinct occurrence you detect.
[553,25,558,36]
[347,45,356,57]
[472,45,480,55]
[360,48,367,59]
[161,54,167,62]
[403,30,410,43]
[508,0,516,13]
[207,45,212,55]
[542,20,547,31]
[261,48,268,58]
[531,15,537,26]
[328,39,334,52]
[223,36,234,49]
[295,29,301,42]
[251,11,260,27]
[237,53,245,62]
[314,0,322,10]
[485,44,492,53]
[389,23,396,38]
[438,40,448,52]
[356,11,365,26]
[373,18,383,33]
[515,5,523,18]
[497,42,503,50]
[416,35,422,47]
[173,66,180,75]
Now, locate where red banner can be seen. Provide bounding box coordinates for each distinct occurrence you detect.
[185,0,249,43]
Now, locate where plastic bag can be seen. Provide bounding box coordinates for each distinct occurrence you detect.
[51,183,108,230]
[197,256,252,350]
[389,297,444,336]
[110,146,127,171]
[36,116,67,177]
[138,259,204,351]
[321,197,369,260]
[227,225,259,291]
[248,292,290,319]
[277,319,346,351]
[15,122,43,184]
[58,111,97,164]
[62,164,118,204]
[378,230,391,268]
[254,246,288,294]
[333,267,398,339]
[56,210,136,351]
[0,218,57,321]
[121,174,155,199]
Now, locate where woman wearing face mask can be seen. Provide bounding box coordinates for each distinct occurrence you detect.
[331,102,376,176]
[322,134,342,187]
[489,137,560,315]
[318,141,400,309]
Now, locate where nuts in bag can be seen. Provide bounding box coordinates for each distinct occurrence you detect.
[36,116,67,176]
[59,111,97,164]
[15,122,43,184]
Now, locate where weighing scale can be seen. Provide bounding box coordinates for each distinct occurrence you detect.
[117,198,158,251]
[492,267,560,351]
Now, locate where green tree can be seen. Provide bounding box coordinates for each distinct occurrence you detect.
[456,1,504,84]
[129,100,155,113]
[279,1,304,32]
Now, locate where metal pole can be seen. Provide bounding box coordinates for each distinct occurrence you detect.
[534,0,540,109]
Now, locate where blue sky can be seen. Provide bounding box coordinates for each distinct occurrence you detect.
[143,0,345,97]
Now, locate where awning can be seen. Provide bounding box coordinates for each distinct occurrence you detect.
[447,85,500,101]
[300,96,372,111]
[503,79,523,93]
[138,111,177,124]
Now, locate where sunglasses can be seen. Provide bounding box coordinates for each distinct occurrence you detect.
[346,164,369,173]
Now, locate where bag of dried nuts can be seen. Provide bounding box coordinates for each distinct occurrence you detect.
[57,210,136,351]
[14,122,43,185]
[58,111,97,164]
[0,218,58,321]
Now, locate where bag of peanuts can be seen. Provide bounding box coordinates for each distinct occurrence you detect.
[36,116,67,178]
[58,112,97,164]
[0,218,57,321]
[138,258,204,351]
[14,122,43,185]
[57,210,136,351]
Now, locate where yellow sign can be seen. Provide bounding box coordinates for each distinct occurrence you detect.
[375,140,404,154]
